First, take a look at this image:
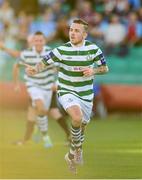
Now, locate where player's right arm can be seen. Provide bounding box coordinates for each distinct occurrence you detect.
[26,61,46,76]
[0,41,20,58]
[26,49,61,76]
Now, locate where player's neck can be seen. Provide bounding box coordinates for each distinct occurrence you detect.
[71,40,85,48]
[36,48,43,54]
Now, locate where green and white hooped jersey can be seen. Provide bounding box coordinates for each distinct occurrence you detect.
[19,46,55,90]
[42,40,107,102]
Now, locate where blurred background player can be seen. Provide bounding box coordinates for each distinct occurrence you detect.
[1,31,54,148]
[0,31,70,147]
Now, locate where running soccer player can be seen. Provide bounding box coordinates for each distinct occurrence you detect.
[26,18,109,174]
[0,31,70,147]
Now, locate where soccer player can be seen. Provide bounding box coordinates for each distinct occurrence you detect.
[0,31,70,147]
[26,18,109,174]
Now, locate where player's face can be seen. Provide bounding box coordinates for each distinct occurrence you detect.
[33,35,45,52]
[69,23,87,46]
[27,35,34,48]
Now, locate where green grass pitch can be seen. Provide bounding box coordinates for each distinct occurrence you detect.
[0,110,142,179]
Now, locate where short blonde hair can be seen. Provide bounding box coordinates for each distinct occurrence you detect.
[72,18,89,32]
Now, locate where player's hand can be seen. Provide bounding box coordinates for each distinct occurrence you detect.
[82,67,94,77]
[26,66,37,76]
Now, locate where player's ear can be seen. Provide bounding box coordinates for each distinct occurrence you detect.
[83,31,88,39]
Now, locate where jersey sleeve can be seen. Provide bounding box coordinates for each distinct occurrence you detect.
[93,48,107,66]
[42,48,62,66]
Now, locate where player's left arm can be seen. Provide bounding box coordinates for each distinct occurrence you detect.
[93,64,109,75]
[83,49,109,77]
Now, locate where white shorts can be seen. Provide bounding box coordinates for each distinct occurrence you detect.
[27,87,52,110]
[58,93,93,124]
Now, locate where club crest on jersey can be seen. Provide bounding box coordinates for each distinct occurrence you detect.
[87,53,93,61]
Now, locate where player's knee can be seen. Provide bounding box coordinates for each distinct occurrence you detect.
[36,106,47,116]
[72,114,82,126]
[27,117,35,122]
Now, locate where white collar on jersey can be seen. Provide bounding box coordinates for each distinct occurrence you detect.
[70,40,86,49]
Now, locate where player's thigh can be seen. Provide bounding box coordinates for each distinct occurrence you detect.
[66,105,83,121]
[79,100,93,124]
[59,94,83,122]
[35,90,53,114]
[34,99,46,112]
[43,90,53,110]
[28,87,52,112]
[27,87,44,109]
